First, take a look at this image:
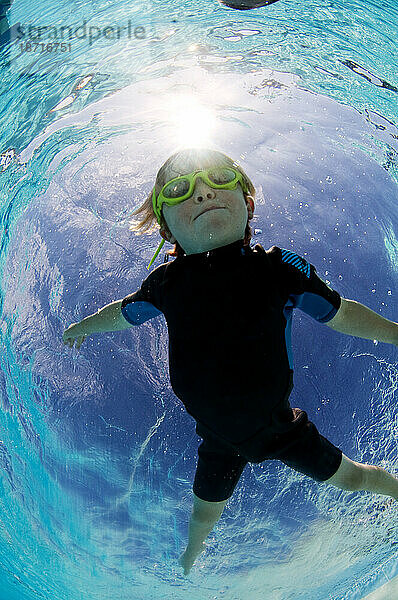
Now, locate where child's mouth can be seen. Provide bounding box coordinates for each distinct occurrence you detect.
[195,207,225,220]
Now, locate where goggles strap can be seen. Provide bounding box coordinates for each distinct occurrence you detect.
[147,238,165,270]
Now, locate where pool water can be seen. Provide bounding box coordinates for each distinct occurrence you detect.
[0,0,397,599]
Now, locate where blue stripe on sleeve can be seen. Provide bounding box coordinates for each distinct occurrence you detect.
[289,292,339,323]
[121,300,163,325]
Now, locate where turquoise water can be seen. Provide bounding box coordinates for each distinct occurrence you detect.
[0,0,397,598]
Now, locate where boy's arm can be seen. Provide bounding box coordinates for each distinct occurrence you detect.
[71,300,133,336]
[325,298,398,346]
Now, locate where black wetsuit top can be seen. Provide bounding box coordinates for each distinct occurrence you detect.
[121,239,341,451]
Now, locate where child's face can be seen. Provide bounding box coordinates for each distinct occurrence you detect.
[160,162,254,255]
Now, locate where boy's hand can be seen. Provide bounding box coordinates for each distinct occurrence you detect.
[63,322,88,349]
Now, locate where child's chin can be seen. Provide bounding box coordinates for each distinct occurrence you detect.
[218,0,281,9]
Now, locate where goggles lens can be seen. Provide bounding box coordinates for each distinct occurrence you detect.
[163,178,190,199]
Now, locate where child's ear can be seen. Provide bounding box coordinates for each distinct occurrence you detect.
[245,195,254,219]
[160,225,177,244]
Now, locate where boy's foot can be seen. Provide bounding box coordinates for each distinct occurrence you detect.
[179,543,206,576]
[369,497,395,512]
[218,0,281,10]
[358,497,396,526]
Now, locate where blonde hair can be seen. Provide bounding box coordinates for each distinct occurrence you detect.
[128,148,256,259]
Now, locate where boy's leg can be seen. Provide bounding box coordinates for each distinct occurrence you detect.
[179,494,229,576]
[186,493,229,556]
[325,453,398,500]
[179,433,247,575]
[274,419,398,501]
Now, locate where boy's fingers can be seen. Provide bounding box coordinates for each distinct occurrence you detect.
[76,336,86,349]
[63,332,87,349]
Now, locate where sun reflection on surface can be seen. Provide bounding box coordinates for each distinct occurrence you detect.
[166,94,217,148]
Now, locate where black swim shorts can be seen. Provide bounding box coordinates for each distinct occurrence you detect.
[193,418,343,502]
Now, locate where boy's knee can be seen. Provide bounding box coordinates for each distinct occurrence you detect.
[360,464,383,491]
[192,493,228,522]
[350,465,371,491]
[324,454,368,491]
[342,464,366,491]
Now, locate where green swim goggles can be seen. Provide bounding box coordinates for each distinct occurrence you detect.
[147,167,248,269]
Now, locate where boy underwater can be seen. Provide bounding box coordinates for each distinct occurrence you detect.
[63,148,398,576]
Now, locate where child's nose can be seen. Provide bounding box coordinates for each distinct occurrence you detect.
[193,178,216,202]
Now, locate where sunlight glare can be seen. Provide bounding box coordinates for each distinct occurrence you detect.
[167,94,217,148]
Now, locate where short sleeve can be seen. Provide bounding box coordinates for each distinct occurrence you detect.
[267,246,341,323]
[121,266,164,325]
